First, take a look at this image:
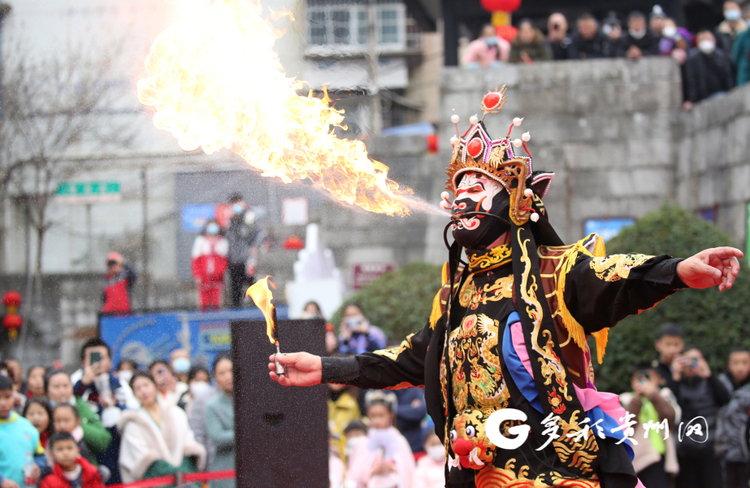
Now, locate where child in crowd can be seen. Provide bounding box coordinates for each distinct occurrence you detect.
[23,398,55,449]
[39,432,105,488]
[619,365,680,487]
[652,323,684,392]
[329,434,345,488]
[343,420,368,463]
[53,405,94,465]
[717,347,750,488]
[413,426,445,488]
[0,375,41,488]
[328,377,361,463]
[345,391,414,488]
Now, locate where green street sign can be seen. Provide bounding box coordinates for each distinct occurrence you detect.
[56,181,121,203]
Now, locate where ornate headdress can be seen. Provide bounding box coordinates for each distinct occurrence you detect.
[440,86,554,226]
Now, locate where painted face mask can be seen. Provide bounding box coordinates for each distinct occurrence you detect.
[451,172,510,249]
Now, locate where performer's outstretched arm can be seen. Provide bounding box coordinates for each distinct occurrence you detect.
[563,246,742,334]
[268,317,434,389]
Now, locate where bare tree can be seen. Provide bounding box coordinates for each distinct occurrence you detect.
[1,34,135,336]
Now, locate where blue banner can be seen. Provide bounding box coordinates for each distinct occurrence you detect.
[100,307,288,370]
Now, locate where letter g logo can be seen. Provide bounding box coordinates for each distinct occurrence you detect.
[485,408,531,450]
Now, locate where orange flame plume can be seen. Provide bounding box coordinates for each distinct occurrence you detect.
[246,276,277,345]
[137,0,419,216]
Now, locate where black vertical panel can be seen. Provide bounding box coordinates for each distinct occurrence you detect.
[231,319,328,488]
[443,0,459,66]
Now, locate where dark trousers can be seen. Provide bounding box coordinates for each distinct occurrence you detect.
[675,455,723,488]
[229,263,254,308]
[725,461,750,488]
[637,459,670,488]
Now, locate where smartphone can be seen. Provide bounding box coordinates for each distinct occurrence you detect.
[90,351,102,366]
[688,357,699,369]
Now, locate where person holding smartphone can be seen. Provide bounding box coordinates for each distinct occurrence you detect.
[336,302,387,355]
[70,339,139,485]
[672,346,731,488]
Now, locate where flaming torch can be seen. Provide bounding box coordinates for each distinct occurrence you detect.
[246,276,284,376]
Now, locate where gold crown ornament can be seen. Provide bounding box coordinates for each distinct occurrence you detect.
[441,86,553,226]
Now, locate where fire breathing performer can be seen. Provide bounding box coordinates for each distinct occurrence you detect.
[268,88,743,487]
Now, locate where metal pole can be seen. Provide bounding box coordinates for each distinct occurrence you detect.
[141,167,149,308]
[86,203,93,271]
[367,0,382,136]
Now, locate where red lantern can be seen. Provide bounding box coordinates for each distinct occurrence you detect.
[480,0,521,14]
[3,291,23,340]
[283,236,305,251]
[426,133,439,154]
[496,25,519,42]
[3,315,22,340]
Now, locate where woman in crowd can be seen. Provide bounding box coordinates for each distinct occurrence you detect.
[205,354,234,488]
[45,370,112,456]
[510,18,552,63]
[118,371,206,483]
[26,365,47,399]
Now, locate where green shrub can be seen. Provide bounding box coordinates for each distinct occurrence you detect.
[593,204,750,393]
[331,262,443,343]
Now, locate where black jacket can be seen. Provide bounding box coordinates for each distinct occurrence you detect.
[684,50,735,103]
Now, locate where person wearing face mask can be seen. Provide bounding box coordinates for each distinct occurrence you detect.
[413,427,446,488]
[225,194,264,308]
[191,219,228,311]
[683,29,735,109]
[115,359,137,387]
[328,378,362,465]
[731,12,750,87]
[622,11,660,61]
[715,1,747,57]
[462,24,510,68]
[268,89,743,487]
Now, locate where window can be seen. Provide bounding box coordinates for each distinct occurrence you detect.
[307,2,406,54]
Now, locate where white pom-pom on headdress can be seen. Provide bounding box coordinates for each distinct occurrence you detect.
[451,114,460,124]
[450,135,458,146]
[530,212,540,222]
[440,200,451,210]
[469,115,479,125]
[522,132,531,142]
[513,117,524,126]
[512,139,523,147]
[523,188,533,198]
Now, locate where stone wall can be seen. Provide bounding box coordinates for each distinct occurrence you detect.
[674,85,750,247]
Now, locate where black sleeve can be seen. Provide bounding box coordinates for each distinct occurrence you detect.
[563,253,687,334]
[321,318,434,390]
[709,374,732,406]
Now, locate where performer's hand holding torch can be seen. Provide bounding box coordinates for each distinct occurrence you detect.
[268,352,322,386]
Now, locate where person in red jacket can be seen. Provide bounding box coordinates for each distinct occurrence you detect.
[101,252,136,315]
[40,432,105,488]
[191,220,229,311]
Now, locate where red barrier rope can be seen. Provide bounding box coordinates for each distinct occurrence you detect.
[107,469,236,488]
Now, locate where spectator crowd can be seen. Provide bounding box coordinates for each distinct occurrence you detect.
[462,2,750,108]
[4,304,750,488]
